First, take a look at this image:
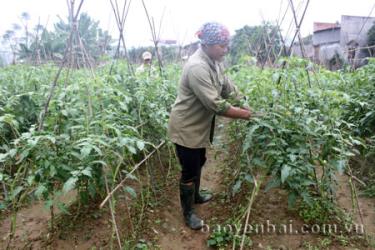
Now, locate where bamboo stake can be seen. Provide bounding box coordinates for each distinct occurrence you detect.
[108,0,134,76]
[276,0,310,85]
[38,0,85,131]
[104,174,123,249]
[100,140,165,208]
[141,0,164,77]
[232,174,262,250]
[347,165,368,241]
[124,196,135,237]
[288,0,312,88]
[345,171,367,187]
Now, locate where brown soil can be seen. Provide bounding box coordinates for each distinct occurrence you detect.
[0,191,76,249]
[247,183,371,250]
[151,146,224,250]
[336,173,375,245]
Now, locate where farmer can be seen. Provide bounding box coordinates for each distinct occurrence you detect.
[168,22,252,230]
[136,51,153,74]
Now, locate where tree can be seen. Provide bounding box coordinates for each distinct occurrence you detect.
[52,12,112,66]
[2,12,112,66]
[230,23,282,66]
[2,30,18,64]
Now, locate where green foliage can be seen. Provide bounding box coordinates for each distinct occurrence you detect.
[207,229,252,249]
[207,229,231,248]
[134,239,149,250]
[230,23,282,65]
[2,12,112,65]
[0,61,179,211]
[53,13,112,60]
[226,57,374,220]
[298,198,335,224]
[341,58,375,136]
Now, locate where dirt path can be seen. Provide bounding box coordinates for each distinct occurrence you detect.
[336,173,375,243]
[156,146,223,250]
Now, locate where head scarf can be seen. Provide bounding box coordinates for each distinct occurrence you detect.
[196,22,230,45]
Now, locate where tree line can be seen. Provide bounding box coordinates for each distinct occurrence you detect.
[8,12,375,68]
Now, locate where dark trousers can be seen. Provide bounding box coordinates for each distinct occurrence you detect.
[175,144,206,183]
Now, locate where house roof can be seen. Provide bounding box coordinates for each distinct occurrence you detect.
[313,22,340,33]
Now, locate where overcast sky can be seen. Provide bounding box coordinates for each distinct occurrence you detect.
[1,0,374,48]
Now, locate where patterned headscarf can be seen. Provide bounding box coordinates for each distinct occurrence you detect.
[196,22,230,45]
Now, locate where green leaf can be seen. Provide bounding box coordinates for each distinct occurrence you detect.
[16,149,30,164]
[288,154,297,162]
[122,171,138,181]
[91,145,102,156]
[281,164,291,183]
[11,186,23,199]
[124,186,137,198]
[232,179,242,194]
[44,199,53,209]
[207,239,217,246]
[92,160,108,167]
[88,183,97,198]
[244,174,254,183]
[44,135,56,144]
[127,145,137,154]
[344,151,355,157]
[81,168,92,177]
[57,202,70,215]
[70,151,82,160]
[0,153,8,162]
[81,146,92,158]
[136,140,145,151]
[351,138,362,146]
[265,178,280,192]
[35,185,47,199]
[63,177,78,193]
[8,149,17,157]
[118,137,130,146]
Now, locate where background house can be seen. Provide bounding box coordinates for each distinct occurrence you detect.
[292,15,375,69]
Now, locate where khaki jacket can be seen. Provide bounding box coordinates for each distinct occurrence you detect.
[168,48,238,148]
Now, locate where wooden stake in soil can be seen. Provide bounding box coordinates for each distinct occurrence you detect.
[276,0,310,85]
[38,0,85,131]
[347,166,368,241]
[100,140,165,208]
[104,174,123,249]
[232,174,262,250]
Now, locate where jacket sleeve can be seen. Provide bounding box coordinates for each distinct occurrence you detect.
[188,65,231,115]
[221,75,239,99]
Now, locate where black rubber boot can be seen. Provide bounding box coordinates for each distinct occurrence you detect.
[194,169,213,204]
[180,182,203,230]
